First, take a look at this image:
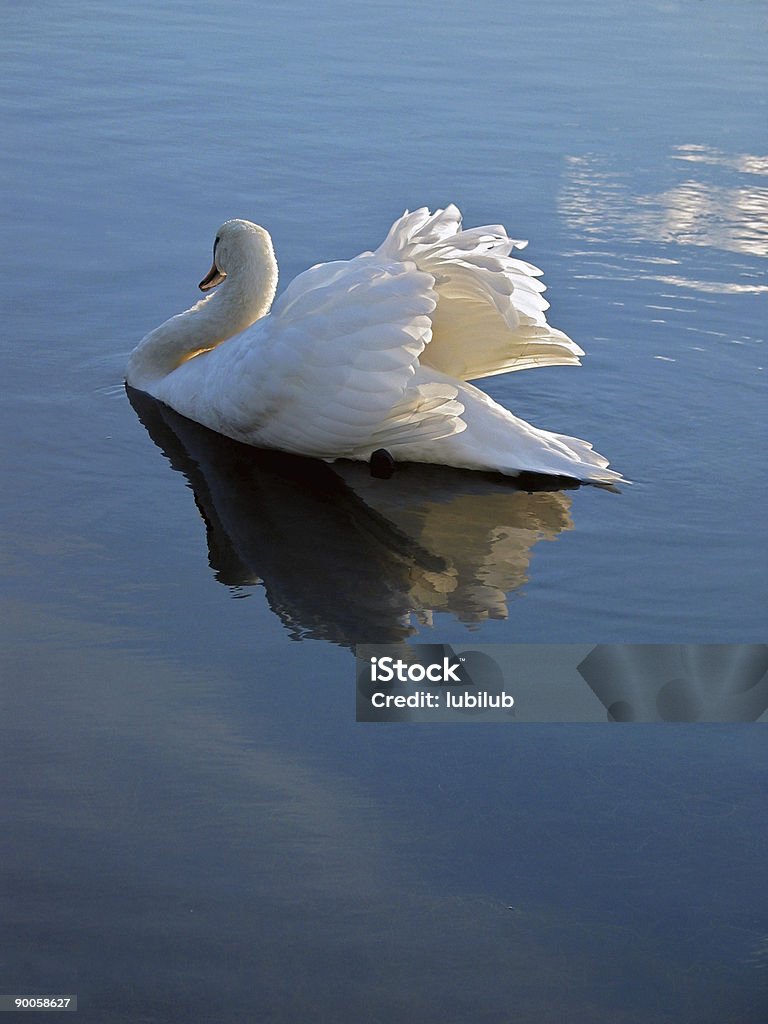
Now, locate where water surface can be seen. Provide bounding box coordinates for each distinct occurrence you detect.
[1,1,766,1021]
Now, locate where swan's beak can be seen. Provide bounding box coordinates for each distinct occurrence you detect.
[199,263,226,291]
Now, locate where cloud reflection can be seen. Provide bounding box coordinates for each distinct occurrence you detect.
[672,144,768,177]
[128,388,576,647]
[560,147,768,259]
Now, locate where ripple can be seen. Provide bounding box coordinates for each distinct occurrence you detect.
[672,144,768,177]
[560,149,768,259]
[649,274,768,296]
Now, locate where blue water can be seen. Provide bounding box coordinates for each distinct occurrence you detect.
[1,1,766,1021]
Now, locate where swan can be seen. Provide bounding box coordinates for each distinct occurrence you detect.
[127,205,621,483]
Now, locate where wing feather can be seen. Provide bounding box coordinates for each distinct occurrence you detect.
[216,254,465,458]
[377,205,584,381]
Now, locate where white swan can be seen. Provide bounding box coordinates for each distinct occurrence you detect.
[127,205,621,483]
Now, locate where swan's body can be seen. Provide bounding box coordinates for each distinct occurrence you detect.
[128,206,620,483]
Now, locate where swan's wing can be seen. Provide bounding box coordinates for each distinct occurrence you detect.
[227,255,466,458]
[376,205,583,381]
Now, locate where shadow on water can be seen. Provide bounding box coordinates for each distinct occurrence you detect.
[127,387,581,647]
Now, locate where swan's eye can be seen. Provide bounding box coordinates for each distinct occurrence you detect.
[213,235,221,257]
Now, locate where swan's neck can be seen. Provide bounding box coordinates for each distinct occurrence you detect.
[127,233,278,390]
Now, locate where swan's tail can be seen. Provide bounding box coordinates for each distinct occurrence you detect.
[376,205,584,382]
[384,372,623,486]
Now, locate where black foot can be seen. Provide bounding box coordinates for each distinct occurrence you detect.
[370,448,396,479]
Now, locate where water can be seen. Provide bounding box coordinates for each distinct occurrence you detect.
[1,1,766,1021]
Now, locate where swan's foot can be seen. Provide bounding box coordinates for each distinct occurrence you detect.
[370,448,396,479]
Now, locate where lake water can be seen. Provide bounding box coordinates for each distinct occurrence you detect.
[1,1,766,1021]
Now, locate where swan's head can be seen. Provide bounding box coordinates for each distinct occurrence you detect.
[199,219,274,292]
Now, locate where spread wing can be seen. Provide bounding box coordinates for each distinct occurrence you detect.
[376,205,584,380]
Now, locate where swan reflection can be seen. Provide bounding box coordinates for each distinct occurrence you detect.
[128,388,576,646]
